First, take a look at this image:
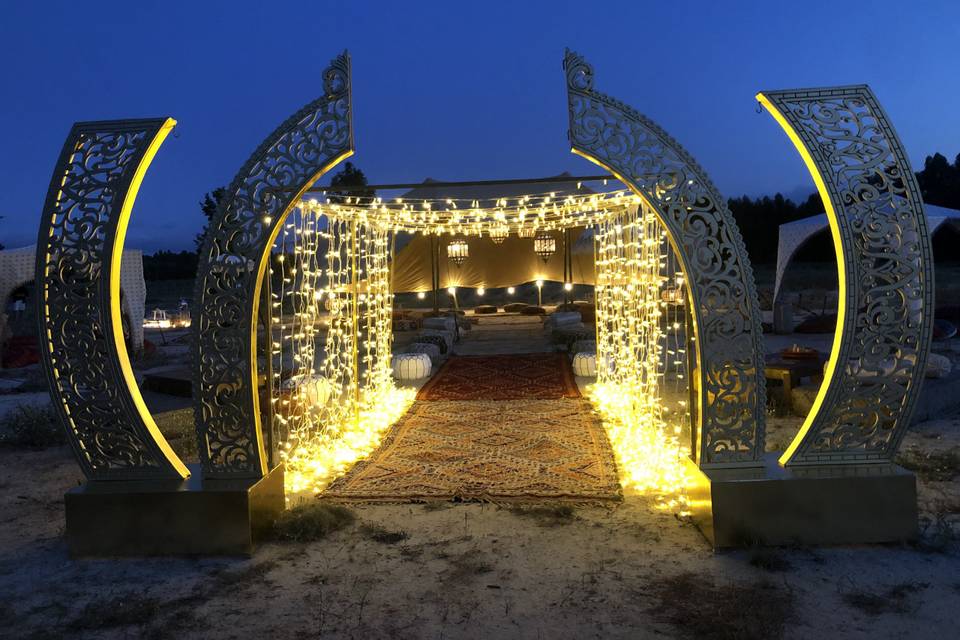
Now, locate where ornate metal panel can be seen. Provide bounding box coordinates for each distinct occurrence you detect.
[37,118,188,480]
[564,50,766,468]
[193,52,354,478]
[758,86,934,466]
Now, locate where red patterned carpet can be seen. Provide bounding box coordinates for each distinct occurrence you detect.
[416,353,581,401]
[323,399,621,503]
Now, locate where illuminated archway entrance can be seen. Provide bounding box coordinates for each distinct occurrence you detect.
[191,50,765,496]
[36,49,932,553]
[267,189,693,501]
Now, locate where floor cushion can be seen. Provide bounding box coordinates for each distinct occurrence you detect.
[572,352,597,377]
[934,319,957,341]
[392,353,432,380]
[794,313,837,334]
[504,302,527,313]
[546,311,582,328]
[926,353,953,378]
[413,334,448,354]
[423,316,456,332]
[406,341,442,364]
[420,328,455,350]
[474,304,498,314]
[521,305,546,315]
[571,339,596,355]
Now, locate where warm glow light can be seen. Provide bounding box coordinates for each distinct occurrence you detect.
[447,238,469,266]
[301,191,640,237]
[586,201,690,512]
[587,382,690,511]
[269,188,692,514]
[533,231,557,262]
[273,212,402,498]
[284,386,415,496]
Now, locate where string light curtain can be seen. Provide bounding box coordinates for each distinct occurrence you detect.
[588,201,689,508]
[268,191,693,507]
[273,209,413,495]
[302,191,640,236]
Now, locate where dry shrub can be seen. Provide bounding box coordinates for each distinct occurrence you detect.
[649,572,794,640]
[841,581,928,616]
[0,404,64,448]
[269,502,355,542]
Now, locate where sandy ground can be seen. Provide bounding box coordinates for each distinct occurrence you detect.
[1,317,959,638]
[1,443,959,639]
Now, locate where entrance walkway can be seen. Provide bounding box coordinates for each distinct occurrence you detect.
[324,347,621,503]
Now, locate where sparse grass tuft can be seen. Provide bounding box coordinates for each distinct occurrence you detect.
[508,504,576,526]
[445,551,495,581]
[360,523,409,544]
[0,404,64,448]
[649,572,794,640]
[896,448,960,482]
[915,500,960,554]
[748,548,792,572]
[269,503,355,542]
[68,593,161,631]
[154,408,198,461]
[841,581,929,616]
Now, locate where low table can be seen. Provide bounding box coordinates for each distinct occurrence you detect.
[764,352,828,413]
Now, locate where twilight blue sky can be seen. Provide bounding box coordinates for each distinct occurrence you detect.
[1,0,958,252]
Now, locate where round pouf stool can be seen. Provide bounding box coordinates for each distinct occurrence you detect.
[572,351,597,377]
[392,352,432,380]
[406,341,441,364]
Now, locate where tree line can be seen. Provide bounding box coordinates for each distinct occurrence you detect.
[142,153,960,279]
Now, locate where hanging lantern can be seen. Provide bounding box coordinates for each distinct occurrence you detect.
[517,226,536,239]
[533,231,557,262]
[489,225,509,244]
[661,287,684,304]
[447,238,469,267]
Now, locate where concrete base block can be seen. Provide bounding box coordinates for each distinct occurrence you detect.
[686,455,917,548]
[65,463,285,556]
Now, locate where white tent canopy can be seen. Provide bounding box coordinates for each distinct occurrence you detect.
[0,245,147,353]
[774,204,960,302]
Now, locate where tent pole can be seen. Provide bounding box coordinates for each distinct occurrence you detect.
[563,228,571,305]
[432,236,440,315]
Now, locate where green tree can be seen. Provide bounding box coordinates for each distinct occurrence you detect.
[326,162,375,205]
[727,192,821,265]
[195,187,226,253]
[916,152,960,210]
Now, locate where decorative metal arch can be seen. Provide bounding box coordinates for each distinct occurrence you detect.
[758,86,934,466]
[37,118,188,480]
[193,52,354,478]
[564,50,766,468]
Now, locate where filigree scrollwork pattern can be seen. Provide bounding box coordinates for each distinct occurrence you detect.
[194,52,354,478]
[564,50,766,468]
[37,118,188,480]
[759,86,934,466]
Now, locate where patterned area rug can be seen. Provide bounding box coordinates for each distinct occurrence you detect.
[416,353,581,400]
[323,399,621,503]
